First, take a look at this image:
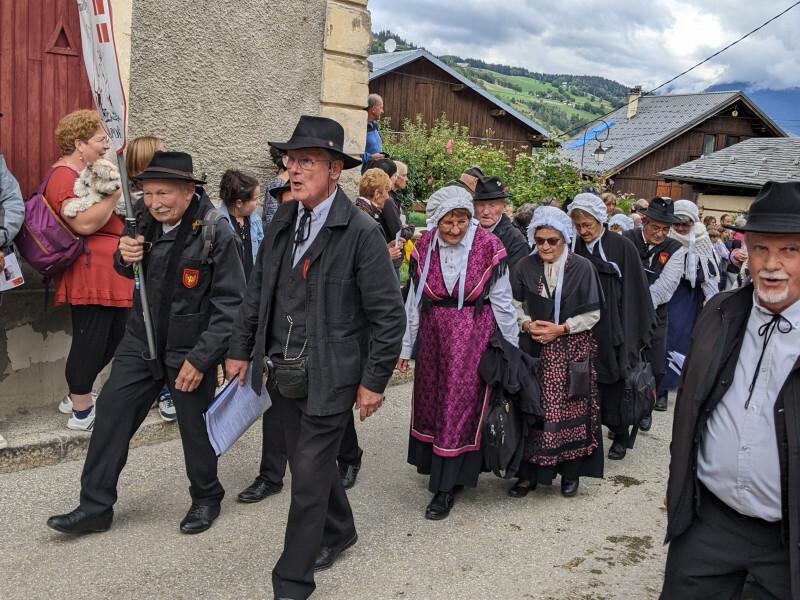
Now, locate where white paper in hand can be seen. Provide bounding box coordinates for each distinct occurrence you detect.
[204,364,271,456]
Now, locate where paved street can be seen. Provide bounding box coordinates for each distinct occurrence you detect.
[1,382,671,600]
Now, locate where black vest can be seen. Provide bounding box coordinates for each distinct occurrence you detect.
[624,229,682,285]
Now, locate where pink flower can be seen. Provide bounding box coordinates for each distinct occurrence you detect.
[427,177,434,185]
[446,139,454,154]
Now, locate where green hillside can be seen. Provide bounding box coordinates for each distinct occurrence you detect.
[371,31,629,137]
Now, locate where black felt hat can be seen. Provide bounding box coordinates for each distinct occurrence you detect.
[134,151,206,184]
[640,196,682,224]
[269,115,361,170]
[472,175,512,202]
[726,181,800,234]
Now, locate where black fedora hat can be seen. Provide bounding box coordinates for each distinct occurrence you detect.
[726,181,800,234]
[134,151,206,184]
[269,115,361,170]
[473,175,512,202]
[640,196,682,224]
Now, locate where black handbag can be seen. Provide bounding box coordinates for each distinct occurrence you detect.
[568,358,592,398]
[483,389,523,479]
[269,356,309,399]
[624,356,656,425]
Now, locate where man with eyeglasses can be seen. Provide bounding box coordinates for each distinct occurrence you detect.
[662,181,800,599]
[226,116,405,600]
[623,197,685,416]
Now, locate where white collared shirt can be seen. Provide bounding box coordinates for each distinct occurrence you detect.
[401,232,519,358]
[162,220,181,235]
[698,294,800,521]
[640,229,685,308]
[292,188,337,266]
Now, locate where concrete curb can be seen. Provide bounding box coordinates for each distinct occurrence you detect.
[0,368,414,474]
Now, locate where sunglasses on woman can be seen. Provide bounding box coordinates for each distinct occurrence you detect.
[533,236,562,247]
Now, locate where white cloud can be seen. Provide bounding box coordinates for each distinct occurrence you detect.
[370,0,800,91]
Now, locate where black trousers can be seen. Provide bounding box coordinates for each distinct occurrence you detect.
[649,309,669,394]
[66,305,128,395]
[270,385,355,600]
[79,340,223,514]
[662,485,790,599]
[256,404,361,484]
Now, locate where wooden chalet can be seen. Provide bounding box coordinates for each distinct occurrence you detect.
[368,49,549,152]
[559,88,786,200]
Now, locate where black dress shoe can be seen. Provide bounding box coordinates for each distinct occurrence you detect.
[180,503,220,534]
[608,441,627,461]
[654,393,668,412]
[638,413,653,432]
[508,480,536,498]
[47,508,113,534]
[314,531,358,571]
[237,479,283,503]
[339,463,361,490]
[425,486,462,520]
[561,478,580,497]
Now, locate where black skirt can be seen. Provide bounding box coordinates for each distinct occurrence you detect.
[407,435,484,494]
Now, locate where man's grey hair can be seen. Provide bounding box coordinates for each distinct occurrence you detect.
[367,94,383,109]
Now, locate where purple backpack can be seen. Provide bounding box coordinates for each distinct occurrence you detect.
[16,167,85,276]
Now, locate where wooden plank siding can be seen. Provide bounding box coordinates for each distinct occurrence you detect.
[0,0,94,196]
[370,58,545,155]
[611,106,781,201]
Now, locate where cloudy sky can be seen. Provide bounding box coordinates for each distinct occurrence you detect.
[369,0,800,92]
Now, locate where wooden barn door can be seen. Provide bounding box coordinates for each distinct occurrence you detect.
[0,0,94,196]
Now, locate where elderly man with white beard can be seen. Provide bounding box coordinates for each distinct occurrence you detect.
[662,181,800,599]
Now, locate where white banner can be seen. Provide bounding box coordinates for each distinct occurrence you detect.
[76,0,128,152]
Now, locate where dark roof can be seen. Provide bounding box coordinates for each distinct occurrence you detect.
[559,91,786,176]
[368,49,550,138]
[660,137,800,190]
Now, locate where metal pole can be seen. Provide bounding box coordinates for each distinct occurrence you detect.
[116,152,158,363]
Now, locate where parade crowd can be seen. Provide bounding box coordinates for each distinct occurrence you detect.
[0,94,799,599]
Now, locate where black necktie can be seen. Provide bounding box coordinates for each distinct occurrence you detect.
[292,208,312,263]
[745,313,794,409]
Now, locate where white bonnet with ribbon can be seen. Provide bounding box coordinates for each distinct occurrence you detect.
[527,206,574,247]
[567,193,608,224]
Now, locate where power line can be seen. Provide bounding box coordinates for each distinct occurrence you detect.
[556,1,800,141]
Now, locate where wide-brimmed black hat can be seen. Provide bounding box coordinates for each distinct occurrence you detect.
[640,196,682,224]
[726,181,800,234]
[269,181,291,201]
[473,175,512,202]
[464,165,485,178]
[269,115,361,170]
[134,151,206,184]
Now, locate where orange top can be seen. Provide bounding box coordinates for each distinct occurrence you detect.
[45,166,134,308]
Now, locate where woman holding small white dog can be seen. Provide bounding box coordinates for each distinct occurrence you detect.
[47,109,134,430]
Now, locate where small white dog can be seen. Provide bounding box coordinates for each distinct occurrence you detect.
[66,158,126,218]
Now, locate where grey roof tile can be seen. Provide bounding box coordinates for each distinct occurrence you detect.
[659,137,800,189]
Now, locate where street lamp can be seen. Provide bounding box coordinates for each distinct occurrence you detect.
[579,120,611,177]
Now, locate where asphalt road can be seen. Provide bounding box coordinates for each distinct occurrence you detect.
[0,382,671,600]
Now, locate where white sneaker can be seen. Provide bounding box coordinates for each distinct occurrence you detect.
[0,433,7,450]
[67,405,96,431]
[158,390,177,422]
[59,392,98,414]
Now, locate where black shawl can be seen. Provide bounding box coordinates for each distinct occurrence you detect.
[573,230,657,384]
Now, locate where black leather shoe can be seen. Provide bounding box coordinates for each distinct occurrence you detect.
[237,479,283,503]
[638,413,653,432]
[314,531,358,572]
[180,503,220,534]
[561,478,579,497]
[608,441,627,461]
[654,393,668,412]
[508,480,535,498]
[47,508,112,534]
[425,486,462,520]
[339,463,361,490]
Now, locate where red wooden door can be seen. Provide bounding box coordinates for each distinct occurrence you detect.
[0,0,94,196]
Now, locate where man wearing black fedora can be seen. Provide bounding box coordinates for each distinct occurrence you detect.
[47,151,246,535]
[472,174,530,267]
[662,181,800,599]
[622,197,685,437]
[226,115,405,600]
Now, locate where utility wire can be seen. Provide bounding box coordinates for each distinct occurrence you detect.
[556,1,800,141]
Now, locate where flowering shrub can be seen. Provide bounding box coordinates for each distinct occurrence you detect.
[382,115,585,209]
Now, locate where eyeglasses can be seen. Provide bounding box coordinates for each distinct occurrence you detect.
[282,155,332,170]
[533,236,562,247]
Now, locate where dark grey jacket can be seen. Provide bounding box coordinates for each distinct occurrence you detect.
[666,284,800,597]
[228,188,405,416]
[0,153,23,251]
[492,213,530,267]
[115,191,245,373]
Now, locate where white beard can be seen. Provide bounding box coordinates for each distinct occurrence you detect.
[756,285,790,305]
